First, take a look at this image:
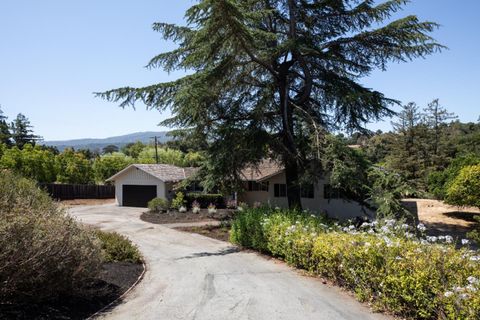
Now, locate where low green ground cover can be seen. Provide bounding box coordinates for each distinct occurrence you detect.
[231,208,480,319]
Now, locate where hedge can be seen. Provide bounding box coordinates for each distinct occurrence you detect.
[185,193,225,208]
[230,208,480,319]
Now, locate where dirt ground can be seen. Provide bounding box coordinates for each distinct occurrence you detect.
[60,198,115,207]
[0,262,143,320]
[403,198,480,238]
[174,224,231,242]
[141,208,235,224]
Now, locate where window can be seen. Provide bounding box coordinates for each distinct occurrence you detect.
[301,184,314,199]
[187,181,204,193]
[247,181,269,192]
[274,183,287,197]
[324,184,342,199]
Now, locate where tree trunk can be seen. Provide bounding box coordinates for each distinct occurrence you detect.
[285,157,302,209]
[279,75,302,210]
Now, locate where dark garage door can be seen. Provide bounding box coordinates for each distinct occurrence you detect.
[122,185,157,207]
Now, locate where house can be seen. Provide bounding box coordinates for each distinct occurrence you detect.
[106,164,197,207]
[238,160,373,220]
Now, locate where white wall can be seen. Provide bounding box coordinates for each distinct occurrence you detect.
[113,167,166,206]
[239,172,374,220]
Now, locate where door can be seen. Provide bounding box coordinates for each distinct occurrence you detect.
[122,185,157,207]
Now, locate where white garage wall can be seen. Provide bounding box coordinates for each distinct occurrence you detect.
[113,167,166,206]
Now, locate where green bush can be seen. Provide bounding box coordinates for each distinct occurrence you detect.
[428,154,480,200]
[445,164,480,209]
[185,193,224,208]
[171,191,186,210]
[231,208,480,319]
[0,170,102,303]
[95,230,142,264]
[148,197,170,212]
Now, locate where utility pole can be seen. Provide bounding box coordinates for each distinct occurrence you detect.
[150,136,159,164]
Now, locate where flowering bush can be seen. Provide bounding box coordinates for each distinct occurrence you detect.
[207,203,217,214]
[230,208,480,319]
[226,199,237,209]
[192,200,201,214]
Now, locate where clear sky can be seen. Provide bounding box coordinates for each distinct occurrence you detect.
[0,0,479,140]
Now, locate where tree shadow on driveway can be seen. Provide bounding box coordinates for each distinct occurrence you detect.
[176,247,240,260]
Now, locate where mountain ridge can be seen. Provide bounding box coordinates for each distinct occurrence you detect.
[43,131,171,151]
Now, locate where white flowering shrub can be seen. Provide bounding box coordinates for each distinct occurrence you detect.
[231,207,480,319]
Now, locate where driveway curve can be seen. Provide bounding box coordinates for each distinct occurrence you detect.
[69,204,390,320]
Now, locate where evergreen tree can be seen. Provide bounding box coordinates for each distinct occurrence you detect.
[0,106,12,146]
[387,103,428,182]
[98,0,443,208]
[10,113,41,149]
[423,99,457,168]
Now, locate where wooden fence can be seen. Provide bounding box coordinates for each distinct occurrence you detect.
[39,183,115,200]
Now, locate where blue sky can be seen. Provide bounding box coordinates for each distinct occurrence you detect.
[0,1,479,140]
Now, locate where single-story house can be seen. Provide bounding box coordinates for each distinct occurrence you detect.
[106,164,198,207]
[238,160,373,220]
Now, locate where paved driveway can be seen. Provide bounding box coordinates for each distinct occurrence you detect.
[69,204,390,320]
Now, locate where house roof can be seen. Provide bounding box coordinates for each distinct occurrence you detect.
[240,159,284,182]
[106,164,199,182]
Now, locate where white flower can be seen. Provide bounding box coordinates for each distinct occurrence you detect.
[364,242,371,247]
[460,293,469,300]
[368,229,375,234]
[444,291,454,297]
[445,235,453,244]
[401,223,410,230]
[466,284,477,292]
[395,256,402,260]
[470,256,480,262]
[467,276,479,285]
[348,225,355,230]
[461,239,470,245]
[417,223,426,232]
[380,226,391,234]
[405,232,415,239]
[385,219,396,226]
[426,236,438,243]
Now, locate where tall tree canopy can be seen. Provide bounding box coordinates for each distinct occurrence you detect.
[10,113,41,149]
[0,106,12,146]
[98,0,442,208]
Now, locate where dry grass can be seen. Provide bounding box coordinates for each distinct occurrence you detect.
[403,198,480,238]
[60,198,115,207]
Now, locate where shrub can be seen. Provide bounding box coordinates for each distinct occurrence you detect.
[231,208,480,319]
[185,193,225,208]
[0,170,102,303]
[94,230,142,264]
[226,199,237,209]
[207,203,217,214]
[445,165,480,209]
[171,191,186,210]
[148,197,169,213]
[192,200,201,214]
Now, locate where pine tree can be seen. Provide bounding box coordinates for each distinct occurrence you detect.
[10,113,41,149]
[98,0,443,208]
[388,103,428,183]
[423,99,457,168]
[0,106,12,146]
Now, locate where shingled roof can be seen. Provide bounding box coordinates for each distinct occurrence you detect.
[240,159,284,181]
[106,164,199,182]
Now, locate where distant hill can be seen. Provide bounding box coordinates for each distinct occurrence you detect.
[43,131,171,151]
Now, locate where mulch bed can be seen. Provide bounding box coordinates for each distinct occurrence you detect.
[141,208,236,224]
[174,224,232,242]
[0,262,144,320]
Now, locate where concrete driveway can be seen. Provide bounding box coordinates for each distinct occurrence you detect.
[69,204,390,320]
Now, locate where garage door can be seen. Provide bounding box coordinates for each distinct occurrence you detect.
[122,185,157,207]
